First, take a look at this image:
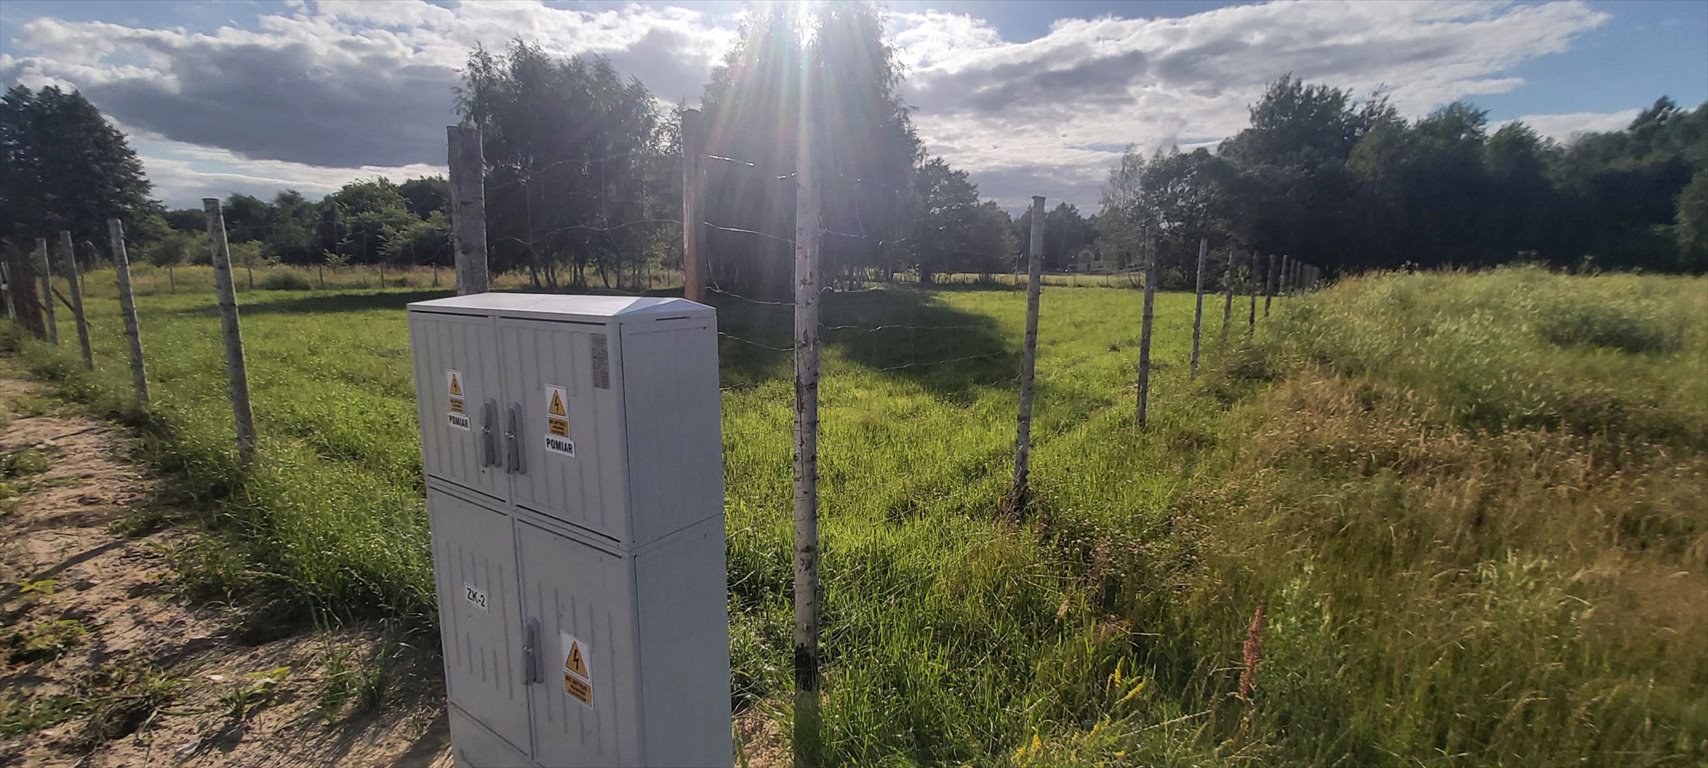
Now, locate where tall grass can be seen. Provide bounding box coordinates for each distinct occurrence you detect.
[7,265,1704,765]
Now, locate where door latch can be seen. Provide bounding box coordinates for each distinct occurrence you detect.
[479,399,499,468]
[505,403,524,475]
[523,617,541,684]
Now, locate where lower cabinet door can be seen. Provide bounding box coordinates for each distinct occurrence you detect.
[517,521,641,767]
[428,488,531,754]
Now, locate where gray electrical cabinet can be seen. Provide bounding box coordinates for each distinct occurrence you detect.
[407,293,731,768]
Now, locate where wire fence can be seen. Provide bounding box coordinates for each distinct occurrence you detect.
[0,122,1328,766]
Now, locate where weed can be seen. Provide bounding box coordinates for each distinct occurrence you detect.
[159,537,257,603]
[79,662,180,744]
[0,693,86,738]
[5,617,89,663]
[0,447,51,479]
[109,500,174,537]
[217,666,291,721]
[315,640,396,718]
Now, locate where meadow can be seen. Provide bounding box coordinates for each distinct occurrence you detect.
[8,265,1706,765]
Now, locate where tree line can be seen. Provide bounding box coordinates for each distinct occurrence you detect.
[1098,77,1708,284]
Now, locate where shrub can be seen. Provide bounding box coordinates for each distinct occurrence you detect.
[257,270,314,291]
[1535,301,1678,353]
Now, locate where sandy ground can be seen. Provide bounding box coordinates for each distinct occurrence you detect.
[0,365,454,767]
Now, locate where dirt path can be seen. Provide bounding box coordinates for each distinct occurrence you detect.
[0,364,453,767]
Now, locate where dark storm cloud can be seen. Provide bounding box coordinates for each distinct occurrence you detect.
[915,46,1150,115]
[80,41,456,168]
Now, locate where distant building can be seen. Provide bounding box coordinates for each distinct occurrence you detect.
[1073,245,1107,272]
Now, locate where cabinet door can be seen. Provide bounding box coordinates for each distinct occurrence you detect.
[497,318,629,543]
[411,311,507,501]
[518,522,640,766]
[428,489,530,753]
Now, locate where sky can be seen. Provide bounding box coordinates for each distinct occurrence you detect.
[1,0,1704,211]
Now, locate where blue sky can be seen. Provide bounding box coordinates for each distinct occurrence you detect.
[2,0,1703,209]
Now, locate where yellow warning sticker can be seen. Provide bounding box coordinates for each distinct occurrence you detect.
[544,385,574,456]
[561,633,593,707]
[566,640,589,678]
[565,674,592,706]
[446,369,470,431]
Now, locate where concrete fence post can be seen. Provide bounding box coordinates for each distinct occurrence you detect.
[37,237,57,346]
[680,108,706,303]
[1136,230,1157,428]
[1190,238,1207,376]
[791,110,823,767]
[1220,248,1235,345]
[109,219,149,406]
[1264,253,1276,318]
[59,230,92,368]
[0,257,11,320]
[205,198,257,467]
[1008,195,1046,514]
[1246,252,1258,336]
[448,125,490,296]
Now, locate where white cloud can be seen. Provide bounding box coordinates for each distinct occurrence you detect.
[1502,108,1640,142]
[3,0,740,200]
[885,0,1612,208]
[2,0,1623,209]
[130,129,446,207]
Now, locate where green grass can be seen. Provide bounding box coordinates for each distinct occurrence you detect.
[7,265,1705,765]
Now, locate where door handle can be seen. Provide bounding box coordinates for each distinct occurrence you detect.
[523,617,541,684]
[479,399,499,467]
[505,403,524,475]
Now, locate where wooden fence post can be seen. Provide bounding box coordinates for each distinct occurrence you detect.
[1008,195,1046,514]
[109,219,149,406]
[58,231,93,368]
[791,110,823,767]
[681,108,706,303]
[1190,237,1207,376]
[37,237,57,345]
[447,125,489,296]
[1220,248,1235,344]
[1136,229,1157,428]
[205,199,256,467]
[1279,254,1290,298]
[1246,252,1258,336]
